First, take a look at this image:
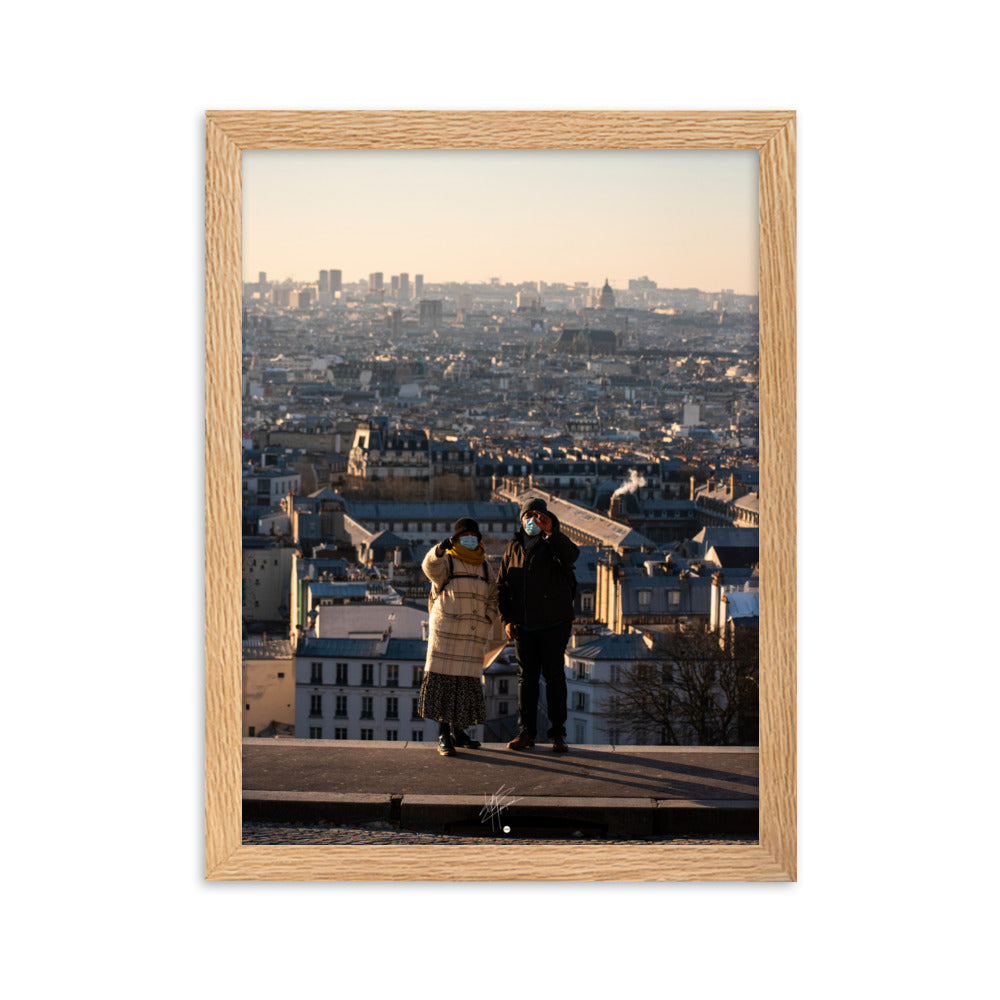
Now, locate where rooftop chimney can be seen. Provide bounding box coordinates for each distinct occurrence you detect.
[710,571,725,632]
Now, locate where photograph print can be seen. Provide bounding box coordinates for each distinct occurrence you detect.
[236,143,765,853]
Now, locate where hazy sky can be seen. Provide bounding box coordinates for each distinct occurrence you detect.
[243,149,758,294]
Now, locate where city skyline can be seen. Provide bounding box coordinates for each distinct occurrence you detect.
[243,149,759,295]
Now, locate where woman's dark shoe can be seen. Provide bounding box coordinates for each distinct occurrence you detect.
[452,729,481,749]
[438,732,456,756]
[551,733,570,754]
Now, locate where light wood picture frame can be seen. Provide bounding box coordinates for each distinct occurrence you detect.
[205,110,796,881]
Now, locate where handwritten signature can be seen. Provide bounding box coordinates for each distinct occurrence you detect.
[479,783,524,831]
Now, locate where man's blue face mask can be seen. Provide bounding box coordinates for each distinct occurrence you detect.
[458,535,480,550]
[523,518,541,536]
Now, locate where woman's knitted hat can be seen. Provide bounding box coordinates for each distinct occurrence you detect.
[452,516,481,539]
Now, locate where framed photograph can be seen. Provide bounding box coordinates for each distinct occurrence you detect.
[205,111,796,881]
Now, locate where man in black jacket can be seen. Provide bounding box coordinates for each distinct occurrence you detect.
[497,497,580,753]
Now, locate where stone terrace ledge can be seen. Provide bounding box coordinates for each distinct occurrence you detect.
[243,740,759,838]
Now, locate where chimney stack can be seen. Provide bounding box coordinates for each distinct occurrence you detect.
[710,571,725,632]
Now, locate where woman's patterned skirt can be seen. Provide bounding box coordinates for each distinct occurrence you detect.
[418,671,486,729]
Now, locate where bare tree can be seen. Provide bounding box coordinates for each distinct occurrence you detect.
[600,624,757,746]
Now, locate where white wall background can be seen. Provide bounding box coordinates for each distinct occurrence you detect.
[4,2,995,998]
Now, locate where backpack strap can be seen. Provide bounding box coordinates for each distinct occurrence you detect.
[445,555,489,584]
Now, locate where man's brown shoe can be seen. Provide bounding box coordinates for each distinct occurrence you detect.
[507,732,535,751]
[551,734,570,753]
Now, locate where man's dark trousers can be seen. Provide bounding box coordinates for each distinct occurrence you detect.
[514,622,571,738]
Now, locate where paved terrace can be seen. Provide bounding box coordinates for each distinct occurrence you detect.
[243,740,758,839]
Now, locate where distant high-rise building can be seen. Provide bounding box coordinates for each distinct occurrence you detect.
[414,274,424,300]
[419,299,443,330]
[390,308,403,339]
[628,275,657,292]
[399,272,410,300]
[391,275,400,296]
[319,270,330,293]
[369,272,384,294]
[330,269,342,293]
[258,272,267,293]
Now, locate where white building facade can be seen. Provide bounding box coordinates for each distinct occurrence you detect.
[295,635,472,743]
[563,632,652,746]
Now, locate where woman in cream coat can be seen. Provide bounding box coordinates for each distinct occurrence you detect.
[419,516,498,756]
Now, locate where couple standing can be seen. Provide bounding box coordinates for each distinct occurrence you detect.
[419,497,580,757]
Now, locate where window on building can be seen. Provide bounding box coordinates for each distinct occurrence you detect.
[412,666,424,687]
[499,702,509,716]
[575,721,586,744]
[309,694,322,717]
[360,729,374,741]
[638,589,652,607]
[573,692,589,712]
[248,726,255,737]
[309,727,323,739]
[386,697,398,719]
[385,730,398,741]
[360,697,373,719]
[386,665,399,687]
[411,731,424,742]
[582,593,594,614]
[608,728,620,745]
[335,663,349,685]
[334,728,348,740]
[310,662,323,684]
[411,697,421,719]
[497,679,509,695]
[668,590,680,607]
[361,663,374,685]
[335,695,348,717]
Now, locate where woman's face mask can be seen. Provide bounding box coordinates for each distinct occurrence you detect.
[523,518,541,536]
[458,535,480,550]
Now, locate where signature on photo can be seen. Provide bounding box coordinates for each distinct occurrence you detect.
[479,784,523,832]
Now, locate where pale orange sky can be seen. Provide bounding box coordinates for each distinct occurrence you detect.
[243,149,759,294]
